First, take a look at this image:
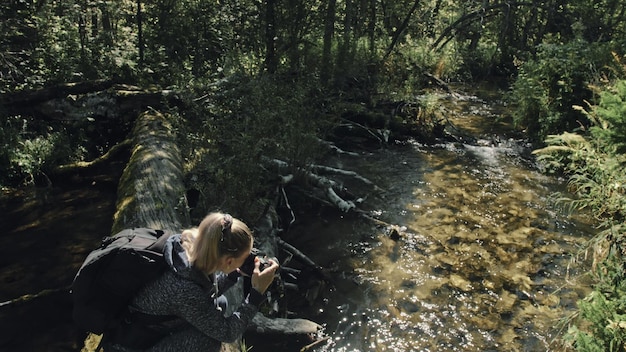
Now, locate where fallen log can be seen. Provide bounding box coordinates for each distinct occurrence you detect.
[81,108,189,351]
[249,313,320,335]
[2,81,182,123]
[110,108,189,233]
[1,79,116,107]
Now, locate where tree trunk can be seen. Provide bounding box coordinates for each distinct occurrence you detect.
[1,81,182,122]
[111,109,189,234]
[321,0,337,84]
[382,0,420,62]
[81,109,188,351]
[264,0,278,74]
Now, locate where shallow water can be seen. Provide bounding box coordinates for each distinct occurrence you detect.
[283,89,595,351]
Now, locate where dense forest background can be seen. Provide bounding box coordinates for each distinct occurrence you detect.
[1,0,626,350]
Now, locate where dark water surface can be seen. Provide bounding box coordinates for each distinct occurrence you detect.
[0,179,118,351]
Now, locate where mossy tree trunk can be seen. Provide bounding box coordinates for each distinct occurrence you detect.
[110,109,189,234]
[82,108,192,351]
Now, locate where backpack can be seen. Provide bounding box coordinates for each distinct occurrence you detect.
[71,228,175,335]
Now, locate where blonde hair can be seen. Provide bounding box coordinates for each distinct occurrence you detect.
[181,212,253,274]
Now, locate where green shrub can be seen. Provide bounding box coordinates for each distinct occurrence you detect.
[180,74,329,219]
[535,68,626,352]
[588,80,626,153]
[565,251,626,352]
[508,39,611,143]
[0,115,91,187]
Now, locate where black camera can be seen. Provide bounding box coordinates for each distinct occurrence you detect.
[239,248,278,276]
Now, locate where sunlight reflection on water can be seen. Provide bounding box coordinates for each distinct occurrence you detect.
[285,90,595,352]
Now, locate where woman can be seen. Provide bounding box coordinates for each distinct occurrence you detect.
[106,212,279,351]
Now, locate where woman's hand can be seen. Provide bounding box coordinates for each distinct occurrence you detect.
[250,257,279,294]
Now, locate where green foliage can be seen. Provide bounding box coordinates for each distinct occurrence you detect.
[0,116,58,186]
[378,37,457,99]
[33,4,84,83]
[508,38,610,143]
[0,2,38,92]
[179,74,330,219]
[456,38,502,80]
[534,130,626,219]
[0,116,22,184]
[534,63,626,352]
[565,251,626,352]
[0,114,95,187]
[141,0,226,85]
[239,339,253,352]
[588,80,626,153]
[534,78,626,220]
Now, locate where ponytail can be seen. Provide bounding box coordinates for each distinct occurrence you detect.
[182,212,252,274]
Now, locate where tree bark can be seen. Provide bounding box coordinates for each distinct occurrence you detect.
[264,0,278,73]
[321,0,337,84]
[381,0,421,62]
[111,109,189,234]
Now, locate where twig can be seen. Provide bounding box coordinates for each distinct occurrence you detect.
[277,238,320,270]
[0,286,70,308]
[300,336,330,352]
[280,185,296,227]
[53,138,132,173]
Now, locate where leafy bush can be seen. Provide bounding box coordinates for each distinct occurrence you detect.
[0,115,92,187]
[565,251,626,352]
[179,74,329,219]
[0,117,58,186]
[508,39,611,143]
[534,67,626,352]
[588,80,626,153]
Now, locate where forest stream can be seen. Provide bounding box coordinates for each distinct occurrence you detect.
[279,85,595,351]
[0,85,595,352]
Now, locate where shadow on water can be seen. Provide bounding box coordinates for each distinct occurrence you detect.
[0,175,119,351]
[277,87,596,352]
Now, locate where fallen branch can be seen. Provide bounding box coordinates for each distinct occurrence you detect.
[309,164,384,192]
[278,238,322,271]
[52,139,132,174]
[266,158,360,212]
[308,172,356,212]
[279,186,296,228]
[300,336,331,352]
[316,138,360,157]
[423,72,451,93]
[0,286,70,308]
[338,119,390,144]
[355,209,425,241]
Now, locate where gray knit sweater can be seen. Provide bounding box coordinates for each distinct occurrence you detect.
[106,234,264,352]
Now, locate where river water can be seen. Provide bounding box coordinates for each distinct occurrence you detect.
[283,88,595,351]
